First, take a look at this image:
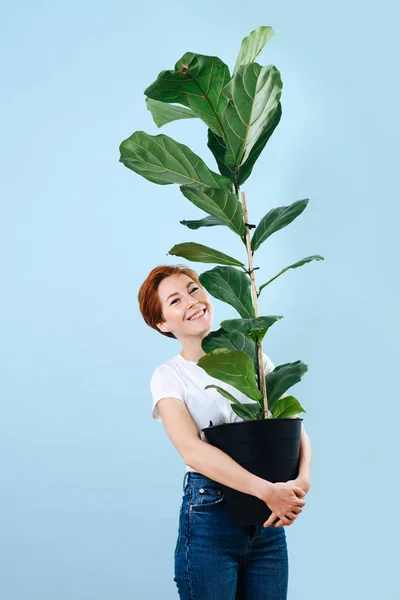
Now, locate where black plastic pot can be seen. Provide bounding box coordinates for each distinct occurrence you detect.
[201,418,302,527]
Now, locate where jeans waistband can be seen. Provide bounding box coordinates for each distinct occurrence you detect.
[182,471,217,491]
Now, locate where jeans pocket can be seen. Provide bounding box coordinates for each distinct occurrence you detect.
[190,485,224,511]
[174,504,183,556]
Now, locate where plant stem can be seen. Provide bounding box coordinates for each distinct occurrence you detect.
[240,190,269,419]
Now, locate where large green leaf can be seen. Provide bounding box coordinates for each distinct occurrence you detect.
[119,131,231,188]
[204,385,259,419]
[201,327,257,362]
[230,402,262,420]
[207,129,235,182]
[222,63,282,169]
[251,199,309,252]
[145,98,197,127]
[220,315,283,343]
[198,348,263,401]
[199,266,255,318]
[258,255,325,297]
[208,103,281,186]
[180,185,247,237]
[237,102,282,185]
[201,329,295,393]
[266,361,308,411]
[167,242,245,268]
[144,52,230,136]
[270,395,306,419]
[201,328,266,376]
[233,26,275,75]
[180,215,226,230]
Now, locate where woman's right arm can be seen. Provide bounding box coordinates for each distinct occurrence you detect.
[157,396,306,520]
[157,396,271,500]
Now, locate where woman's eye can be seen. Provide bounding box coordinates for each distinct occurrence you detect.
[171,287,199,305]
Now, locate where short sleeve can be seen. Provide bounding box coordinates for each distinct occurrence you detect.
[150,365,185,423]
[262,352,276,376]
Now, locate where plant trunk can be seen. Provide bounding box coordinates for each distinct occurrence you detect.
[240,190,268,418]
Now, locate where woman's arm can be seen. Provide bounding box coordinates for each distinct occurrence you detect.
[185,438,274,500]
[296,423,312,492]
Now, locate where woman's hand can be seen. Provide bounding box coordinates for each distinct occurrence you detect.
[261,479,308,528]
[293,475,311,495]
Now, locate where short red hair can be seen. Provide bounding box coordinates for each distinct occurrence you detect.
[138,264,203,339]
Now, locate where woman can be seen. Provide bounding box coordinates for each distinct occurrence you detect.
[138,264,312,599]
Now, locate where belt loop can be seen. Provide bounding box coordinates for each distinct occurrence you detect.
[182,471,189,492]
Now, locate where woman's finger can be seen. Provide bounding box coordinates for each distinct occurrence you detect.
[292,506,303,515]
[263,512,278,527]
[274,512,297,527]
[273,515,290,527]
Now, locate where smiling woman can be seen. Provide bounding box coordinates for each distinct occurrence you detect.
[137,263,305,599]
[138,264,215,363]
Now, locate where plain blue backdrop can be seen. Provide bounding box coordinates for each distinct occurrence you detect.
[1,1,399,598]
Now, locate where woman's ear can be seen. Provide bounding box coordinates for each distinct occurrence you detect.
[156,321,169,333]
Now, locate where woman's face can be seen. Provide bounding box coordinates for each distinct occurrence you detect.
[156,273,213,340]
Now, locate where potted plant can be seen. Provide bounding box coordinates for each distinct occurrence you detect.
[119,25,323,527]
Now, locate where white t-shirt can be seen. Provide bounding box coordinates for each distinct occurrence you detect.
[150,351,292,473]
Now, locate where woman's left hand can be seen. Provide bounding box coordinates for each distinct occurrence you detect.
[269,476,311,528]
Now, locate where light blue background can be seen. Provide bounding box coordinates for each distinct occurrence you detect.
[1,1,398,598]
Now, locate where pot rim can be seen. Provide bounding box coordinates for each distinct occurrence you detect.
[202,417,303,432]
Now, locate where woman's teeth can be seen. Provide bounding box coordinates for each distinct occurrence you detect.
[188,309,206,321]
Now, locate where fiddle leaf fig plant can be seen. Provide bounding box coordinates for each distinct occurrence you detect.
[119,25,324,420]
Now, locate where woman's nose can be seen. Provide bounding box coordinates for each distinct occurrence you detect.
[187,295,200,308]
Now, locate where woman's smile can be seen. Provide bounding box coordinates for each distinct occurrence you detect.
[187,308,207,322]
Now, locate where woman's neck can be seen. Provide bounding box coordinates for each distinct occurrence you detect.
[179,348,207,363]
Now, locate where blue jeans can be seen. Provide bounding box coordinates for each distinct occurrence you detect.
[174,471,288,599]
